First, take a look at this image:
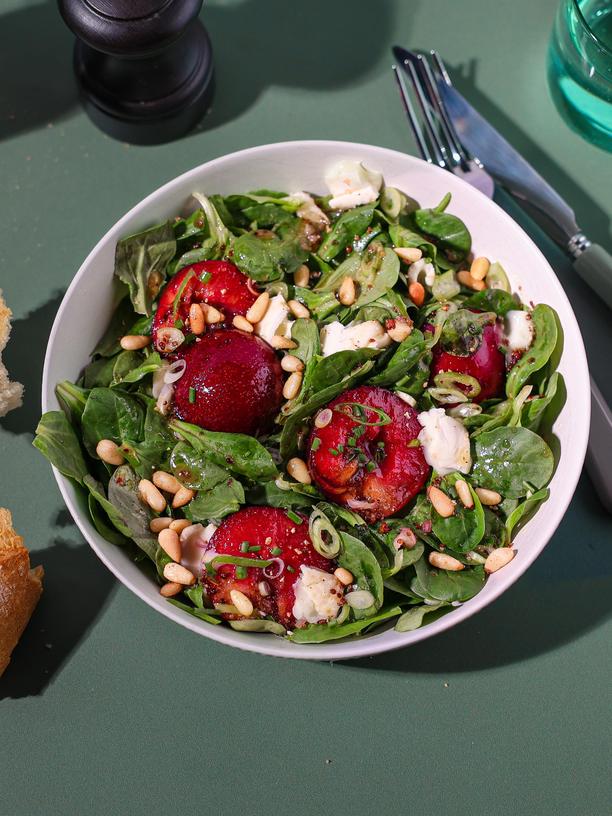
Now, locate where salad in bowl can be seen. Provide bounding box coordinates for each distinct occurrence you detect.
[35,157,563,644]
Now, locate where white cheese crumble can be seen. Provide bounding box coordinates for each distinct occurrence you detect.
[407,258,436,288]
[396,391,417,407]
[325,160,383,210]
[417,407,472,476]
[290,191,329,227]
[320,320,392,357]
[254,293,294,344]
[504,310,534,352]
[180,523,217,574]
[292,566,344,624]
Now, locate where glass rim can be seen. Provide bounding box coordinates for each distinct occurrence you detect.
[572,0,612,58]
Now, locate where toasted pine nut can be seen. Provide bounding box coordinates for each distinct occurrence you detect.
[169,518,191,534]
[288,299,310,319]
[338,276,356,306]
[294,264,310,288]
[150,517,172,533]
[158,528,182,562]
[387,319,413,343]
[233,315,254,333]
[163,562,195,586]
[246,291,270,324]
[429,551,464,571]
[457,270,486,291]
[455,479,474,509]
[160,582,183,597]
[314,408,333,428]
[283,371,302,400]
[96,439,125,466]
[394,246,423,264]
[269,335,297,350]
[408,281,425,307]
[152,470,182,494]
[470,257,490,281]
[138,479,166,513]
[281,354,304,373]
[428,485,455,518]
[189,303,205,335]
[156,326,185,352]
[334,567,354,585]
[230,589,254,617]
[475,487,502,506]
[485,547,516,574]
[172,486,196,509]
[203,304,224,324]
[120,334,150,351]
[287,457,311,484]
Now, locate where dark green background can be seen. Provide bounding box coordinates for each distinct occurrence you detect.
[1,1,611,814]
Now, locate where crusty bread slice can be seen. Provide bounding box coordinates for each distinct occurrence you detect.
[0,290,24,418]
[0,508,43,676]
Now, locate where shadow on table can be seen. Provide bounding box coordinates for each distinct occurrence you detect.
[0,1,78,142]
[344,476,612,674]
[0,510,116,699]
[0,290,66,437]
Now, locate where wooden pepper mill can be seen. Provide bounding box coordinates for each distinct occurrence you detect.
[57,0,214,144]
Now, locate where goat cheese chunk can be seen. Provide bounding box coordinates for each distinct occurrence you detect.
[254,293,294,344]
[407,258,436,287]
[504,310,534,352]
[289,191,330,227]
[417,407,472,476]
[320,320,392,357]
[292,566,344,624]
[325,160,383,210]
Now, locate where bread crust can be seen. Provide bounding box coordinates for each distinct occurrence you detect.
[0,509,43,675]
[0,290,24,417]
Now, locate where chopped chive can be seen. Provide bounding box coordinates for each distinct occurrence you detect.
[199,271,212,283]
[175,318,184,330]
[235,566,248,579]
[188,387,196,404]
[286,565,296,573]
[311,437,321,452]
[337,444,344,453]
[287,510,302,524]
[377,441,385,449]
[248,544,262,552]
[407,439,421,448]
[366,461,377,472]
[271,546,282,556]
[358,452,367,463]
[347,436,356,446]
[329,448,339,457]
[240,541,250,553]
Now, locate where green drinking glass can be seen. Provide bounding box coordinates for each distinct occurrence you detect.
[547,0,612,151]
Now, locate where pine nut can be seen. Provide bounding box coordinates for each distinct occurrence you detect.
[233,315,254,332]
[429,551,464,571]
[281,354,304,373]
[287,457,311,484]
[163,562,195,586]
[269,335,297,350]
[138,479,166,512]
[457,270,486,291]
[230,589,254,617]
[408,281,425,306]
[160,582,183,597]
[152,470,182,494]
[394,246,423,263]
[334,567,354,585]
[158,528,182,562]
[150,517,172,533]
[283,371,302,400]
[96,439,125,466]
[203,304,224,324]
[120,334,151,351]
[246,291,270,324]
[475,487,502,506]
[172,486,196,509]
[288,299,310,319]
[387,319,413,343]
[169,518,191,533]
[470,257,490,281]
[294,264,310,287]
[189,303,206,335]
[485,547,516,574]
[428,485,455,518]
[314,408,333,428]
[156,326,185,352]
[455,479,474,509]
[338,276,356,306]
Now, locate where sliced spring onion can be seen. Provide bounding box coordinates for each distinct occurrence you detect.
[286,510,303,525]
[263,558,285,578]
[171,269,196,317]
[311,437,321,452]
[448,402,483,418]
[270,546,282,556]
[235,566,248,579]
[345,589,375,610]
[209,555,273,570]
[188,386,196,404]
[239,541,250,553]
[334,402,392,427]
[433,371,481,399]
[308,507,341,559]
[427,387,469,404]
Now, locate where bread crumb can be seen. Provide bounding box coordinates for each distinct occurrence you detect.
[0,290,24,417]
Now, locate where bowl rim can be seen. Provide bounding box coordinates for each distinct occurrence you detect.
[42,139,591,661]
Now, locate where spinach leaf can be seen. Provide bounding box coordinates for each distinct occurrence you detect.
[82,356,117,389]
[432,269,461,302]
[315,243,400,308]
[505,488,549,539]
[81,388,145,458]
[110,350,143,385]
[114,351,163,385]
[472,426,554,498]
[440,309,496,355]
[33,411,88,484]
[191,193,231,258]
[463,288,519,316]
[521,372,564,432]
[506,305,558,398]
[369,329,426,387]
[167,599,223,625]
[120,400,176,479]
[413,556,485,603]
[317,205,376,262]
[248,479,319,510]
[88,492,131,548]
[114,221,176,315]
[91,295,136,358]
[412,195,471,261]
[107,465,158,559]
[338,531,384,619]
[291,318,320,362]
[56,380,88,424]
[289,605,402,643]
[84,474,133,540]
[309,348,380,392]
[481,507,509,548]
[169,442,231,491]
[186,478,245,520]
[294,287,340,321]
[389,224,438,264]
[232,231,307,282]
[395,601,448,632]
[170,420,278,481]
[431,477,485,552]
[230,619,287,635]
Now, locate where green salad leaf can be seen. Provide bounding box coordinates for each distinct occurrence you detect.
[114,222,176,316]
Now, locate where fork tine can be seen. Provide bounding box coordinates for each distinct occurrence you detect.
[430,49,452,86]
[400,59,448,168]
[392,65,432,163]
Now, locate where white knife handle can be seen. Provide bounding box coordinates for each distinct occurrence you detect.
[573,244,612,311]
[587,377,612,514]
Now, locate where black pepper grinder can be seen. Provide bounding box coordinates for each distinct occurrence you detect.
[58,0,214,144]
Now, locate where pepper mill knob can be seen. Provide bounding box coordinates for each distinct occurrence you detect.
[58,0,214,144]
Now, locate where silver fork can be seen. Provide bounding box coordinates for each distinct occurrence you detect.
[392,47,612,513]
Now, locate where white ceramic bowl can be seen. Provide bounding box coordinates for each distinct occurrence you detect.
[42,141,590,660]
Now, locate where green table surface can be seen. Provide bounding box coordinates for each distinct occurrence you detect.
[1,1,611,814]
